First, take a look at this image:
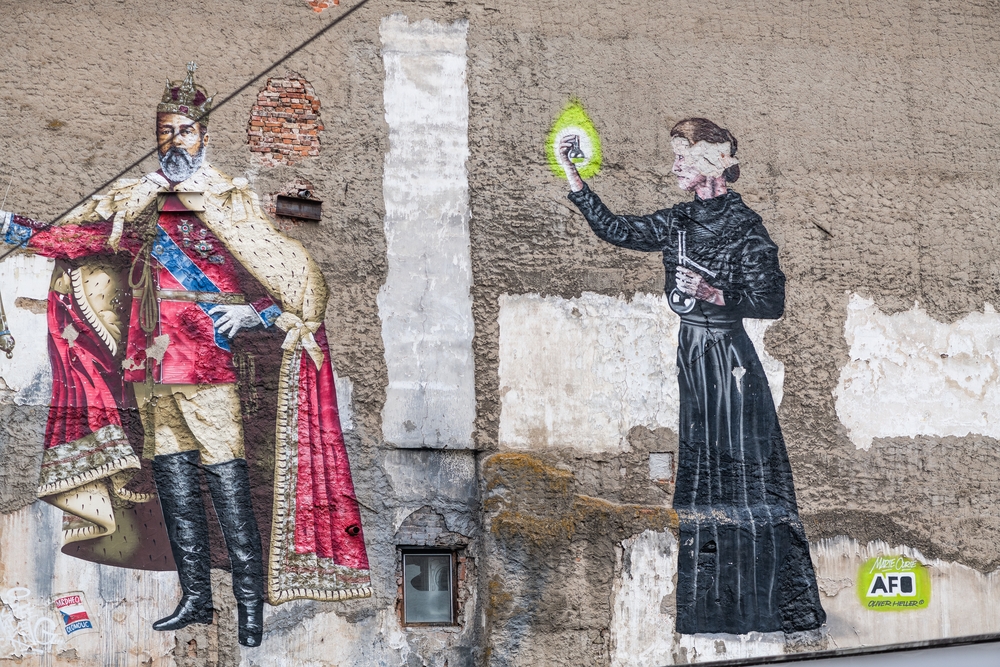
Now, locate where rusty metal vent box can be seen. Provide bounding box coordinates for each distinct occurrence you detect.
[275,195,323,221]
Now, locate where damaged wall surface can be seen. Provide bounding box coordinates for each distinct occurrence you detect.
[1,0,1000,665]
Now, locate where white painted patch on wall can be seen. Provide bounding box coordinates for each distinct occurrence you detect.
[610,530,677,667]
[0,502,176,662]
[0,254,54,405]
[812,536,1000,646]
[610,530,787,665]
[835,293,1000,450]
[378,13,476,449]
[498,292,784,452]
[334,373,355,431]
[612,532,1000,662]
[238,606,411,667]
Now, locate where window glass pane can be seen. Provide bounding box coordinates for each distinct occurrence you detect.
[403,554,452,623]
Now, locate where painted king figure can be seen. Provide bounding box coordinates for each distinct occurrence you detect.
[0,63,370,647]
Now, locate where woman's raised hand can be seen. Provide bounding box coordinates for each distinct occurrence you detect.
[557,135,585,192]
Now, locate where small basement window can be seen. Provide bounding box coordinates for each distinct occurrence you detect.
[401,551,455,625]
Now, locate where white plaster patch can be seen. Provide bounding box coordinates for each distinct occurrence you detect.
[60,324,78,348]
[648,452,674,482]
[377,14,476,449]
[0,253,54,405]
[145,334,170,363]
[673,632,787,664]
[835,293,1000,449]
[334,372,355,431]
[610,530,677,667]
[812,536,1000,647]
[498,292,784,452]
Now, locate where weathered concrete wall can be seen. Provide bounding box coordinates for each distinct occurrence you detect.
[0,0,999,664]
[378,14,477,450]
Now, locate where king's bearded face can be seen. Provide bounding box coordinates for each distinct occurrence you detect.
[156,112,207,183]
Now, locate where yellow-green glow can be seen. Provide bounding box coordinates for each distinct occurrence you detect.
[546,100,602,180]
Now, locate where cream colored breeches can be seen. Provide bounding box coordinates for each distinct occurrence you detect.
[133,383,245,464]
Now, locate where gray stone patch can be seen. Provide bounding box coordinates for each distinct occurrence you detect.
[383,449,477,504]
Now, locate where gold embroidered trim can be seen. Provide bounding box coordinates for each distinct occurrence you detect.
[270,586,372,604]
[37,425,139,496]
[267,341,371,605]
[38,453,141,497]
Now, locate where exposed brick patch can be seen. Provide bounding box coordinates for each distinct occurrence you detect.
[247,73,323,166]
[395,506,471,548]
[307,0,339,11]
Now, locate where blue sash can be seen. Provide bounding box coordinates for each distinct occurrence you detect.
[150,226,233,351]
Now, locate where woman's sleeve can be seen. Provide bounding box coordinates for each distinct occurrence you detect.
[567,184,674,252]
[724,228,786,320]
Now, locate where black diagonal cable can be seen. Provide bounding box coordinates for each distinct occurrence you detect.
[0,0,372,263]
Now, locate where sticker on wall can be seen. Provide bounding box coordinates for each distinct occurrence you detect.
[53,592,96,637]
[546,100,602,180]
[858,555,931,611]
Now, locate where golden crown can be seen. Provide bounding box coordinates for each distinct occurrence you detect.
[158,62,213,125]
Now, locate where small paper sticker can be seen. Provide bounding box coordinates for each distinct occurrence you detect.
[53,592,96,636]
[857,555,931,611]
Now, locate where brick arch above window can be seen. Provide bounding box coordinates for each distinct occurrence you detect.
[247,73,323,167]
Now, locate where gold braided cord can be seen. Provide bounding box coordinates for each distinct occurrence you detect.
[127,203,161,337]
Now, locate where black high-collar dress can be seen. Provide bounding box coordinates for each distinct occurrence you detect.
[568,185,826,635]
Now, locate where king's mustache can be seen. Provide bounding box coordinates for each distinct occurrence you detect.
[160,147,196,164]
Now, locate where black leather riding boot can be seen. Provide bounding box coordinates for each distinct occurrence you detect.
[204,458,265,648]
[152,450,215,631]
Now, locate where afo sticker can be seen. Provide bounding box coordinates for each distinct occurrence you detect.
[857,555,930,611]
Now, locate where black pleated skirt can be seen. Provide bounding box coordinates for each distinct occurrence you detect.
[672,320,826,635]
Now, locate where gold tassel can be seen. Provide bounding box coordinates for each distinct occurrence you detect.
[126,203,161,388]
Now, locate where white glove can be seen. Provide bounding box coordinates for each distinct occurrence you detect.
[209,305,261,338]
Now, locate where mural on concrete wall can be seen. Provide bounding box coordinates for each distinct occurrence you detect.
[556,116,826,634]
[0,63,370,648]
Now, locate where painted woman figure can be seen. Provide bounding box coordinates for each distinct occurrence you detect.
[557,118,825,635]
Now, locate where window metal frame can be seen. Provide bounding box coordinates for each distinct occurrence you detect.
[400,549,457,627]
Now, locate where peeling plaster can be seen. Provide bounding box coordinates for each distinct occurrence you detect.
[0,254,54,405]
[145,334,171,363]
[378,13,476,450]
[498,292,784,452]
[835,293,1000,449]
[612,532,1000,662]
[60,324,79,348]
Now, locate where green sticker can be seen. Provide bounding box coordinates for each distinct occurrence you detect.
[857,555,930,611]
[546,100,603,180]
